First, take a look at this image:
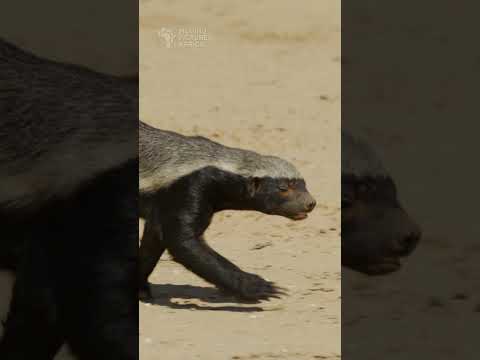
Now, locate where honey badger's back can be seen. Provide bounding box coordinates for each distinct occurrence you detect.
[0,38,137,209]
[139,121,301,193]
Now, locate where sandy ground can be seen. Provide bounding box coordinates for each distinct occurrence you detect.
[139,1,340,359]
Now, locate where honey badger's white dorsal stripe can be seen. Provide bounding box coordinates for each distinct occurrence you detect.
[139,121,302,193]
[0,38,137,209]
[341,130,389,178]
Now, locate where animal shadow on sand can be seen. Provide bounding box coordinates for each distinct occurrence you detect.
[141,283,268,312]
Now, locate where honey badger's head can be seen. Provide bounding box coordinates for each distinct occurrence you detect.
[341,131,421,275]
[247,176,316,220]
[241,156,316,220]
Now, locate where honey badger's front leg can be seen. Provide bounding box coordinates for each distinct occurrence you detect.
[139,199,282,301]
[165,228,283,301]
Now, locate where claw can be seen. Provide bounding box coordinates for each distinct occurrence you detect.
[234,277,288,301]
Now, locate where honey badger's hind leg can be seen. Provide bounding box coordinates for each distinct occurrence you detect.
[139,215,166,300]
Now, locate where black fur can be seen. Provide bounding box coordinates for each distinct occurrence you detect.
[0,161,138,360]
[139,166,315,301]
[0,37,137,210]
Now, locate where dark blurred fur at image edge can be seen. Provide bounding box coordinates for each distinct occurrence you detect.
[0,1,138,359]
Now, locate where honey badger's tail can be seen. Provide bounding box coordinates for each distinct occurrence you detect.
[0,38,138,210]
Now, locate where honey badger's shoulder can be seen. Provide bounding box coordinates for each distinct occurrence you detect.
[139,121,302,194]
[0,38,137,210]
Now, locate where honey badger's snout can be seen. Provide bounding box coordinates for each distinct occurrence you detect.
[278,186,316,220]
[300,191,317,213]
[292,191,316,220]
[251,176,316,220]
[341,203,421,275]
[391,210,421,257]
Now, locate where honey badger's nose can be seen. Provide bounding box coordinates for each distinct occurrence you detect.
[396,229,421,256]
[305,199,316,212]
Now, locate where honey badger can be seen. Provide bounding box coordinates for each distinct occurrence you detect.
[341,130,421,275]
[139,121,316,300]
[0,38,137,211]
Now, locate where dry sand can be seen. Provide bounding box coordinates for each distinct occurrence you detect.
[139,1,340,359]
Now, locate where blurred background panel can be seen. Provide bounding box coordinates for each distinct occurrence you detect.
[343,1,480,359]
[0,0,137,74]
[0,1,137,359]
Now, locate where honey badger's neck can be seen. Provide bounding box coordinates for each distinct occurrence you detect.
[139,121,302,194]
[145,167,256,213]
[0,38,138,210]
[143,165,315,223]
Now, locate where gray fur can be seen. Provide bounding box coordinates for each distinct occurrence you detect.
[341,130,388,178]
[0,39,137,208]
[140,121,302,193]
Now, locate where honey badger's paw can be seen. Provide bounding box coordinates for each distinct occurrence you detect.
[226,272,287,301]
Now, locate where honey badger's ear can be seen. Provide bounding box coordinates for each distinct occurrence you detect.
[247,177,262,197]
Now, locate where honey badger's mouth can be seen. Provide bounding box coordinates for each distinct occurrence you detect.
[361,257,402,275]
[290,212,308,220]
[343,255,403,275]
[268,207,311,220]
